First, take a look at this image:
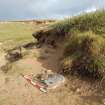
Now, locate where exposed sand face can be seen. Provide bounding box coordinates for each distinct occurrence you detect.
[0,46,104,105]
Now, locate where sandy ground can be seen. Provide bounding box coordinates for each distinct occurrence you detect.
[0,46,105,105]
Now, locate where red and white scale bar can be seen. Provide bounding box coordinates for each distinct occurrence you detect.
[22,74,47,93]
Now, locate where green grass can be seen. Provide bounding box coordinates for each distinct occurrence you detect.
[50,10,105,36]
[0,22,40,50]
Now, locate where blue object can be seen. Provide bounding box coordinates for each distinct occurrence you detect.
[45,74,65,88]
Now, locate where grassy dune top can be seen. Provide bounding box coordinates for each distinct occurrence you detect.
[50,10,105,35]
[34,10,105,79]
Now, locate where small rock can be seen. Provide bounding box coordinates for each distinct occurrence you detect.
[102,99,105,105]
[0,42,2,46]
[76,88,81,93]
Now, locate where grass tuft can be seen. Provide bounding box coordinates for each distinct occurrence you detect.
[62,32,105,78]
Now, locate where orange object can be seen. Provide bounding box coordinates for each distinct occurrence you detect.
[21,74,47,93]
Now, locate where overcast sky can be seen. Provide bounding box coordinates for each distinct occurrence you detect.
[0,0,105,20]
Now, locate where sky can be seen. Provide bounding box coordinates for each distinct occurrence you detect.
[0,0,105,20]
